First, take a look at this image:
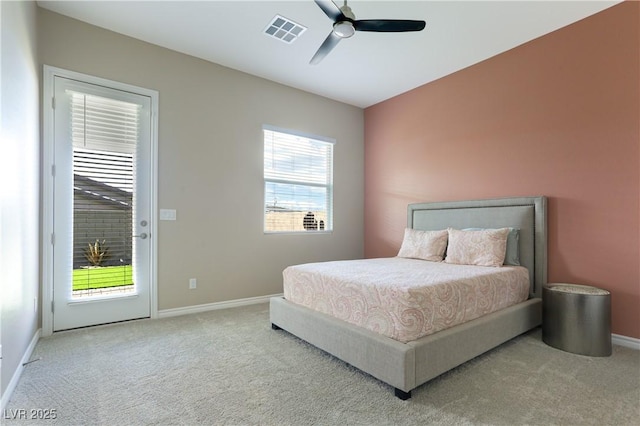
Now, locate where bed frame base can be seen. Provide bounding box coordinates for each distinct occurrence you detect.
[270,296,541,399]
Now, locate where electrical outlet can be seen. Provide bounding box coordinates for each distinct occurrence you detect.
[189,278,197,289]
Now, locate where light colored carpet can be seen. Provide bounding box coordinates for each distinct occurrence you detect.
[5,303,639,425]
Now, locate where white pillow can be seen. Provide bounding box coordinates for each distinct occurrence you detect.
[397,228,448,262]
[463,227,520,266]
[444,228,510,267]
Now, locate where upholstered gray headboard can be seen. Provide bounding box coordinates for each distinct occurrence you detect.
[407,196,547,298]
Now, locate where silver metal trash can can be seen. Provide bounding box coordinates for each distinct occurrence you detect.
[542,283,611,356]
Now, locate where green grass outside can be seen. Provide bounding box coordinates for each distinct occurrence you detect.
[72,265,133,291]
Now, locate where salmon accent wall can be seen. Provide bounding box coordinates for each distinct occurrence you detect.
[364,3,639,338]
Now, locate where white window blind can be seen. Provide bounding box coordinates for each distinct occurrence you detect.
[264,127,334,233]
[70,91,139,154]
[69,91,139,294]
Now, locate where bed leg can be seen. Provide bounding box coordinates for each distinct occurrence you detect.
[394,388,411,400]
[271,323,281,330]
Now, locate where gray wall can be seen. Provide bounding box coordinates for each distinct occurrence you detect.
[73,210,132,268]
[38,8,365,310]
[0,0,40,402]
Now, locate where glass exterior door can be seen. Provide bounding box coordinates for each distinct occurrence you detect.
[52,76,152,331]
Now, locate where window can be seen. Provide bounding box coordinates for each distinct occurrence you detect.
[69,91,139,295]
[263,126,334,233]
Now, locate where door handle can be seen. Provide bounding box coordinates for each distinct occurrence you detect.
[133,233,148,239]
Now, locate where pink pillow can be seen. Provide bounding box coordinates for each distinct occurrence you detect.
[397,228,448,262]
[445,228,510,267]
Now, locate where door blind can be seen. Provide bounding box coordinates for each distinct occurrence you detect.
[69,91,140,295]
[70,91,139,153]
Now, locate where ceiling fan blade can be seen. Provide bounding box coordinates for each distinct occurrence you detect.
[354,20,426,32]
[314,0,344,22]
[310,31,342,65]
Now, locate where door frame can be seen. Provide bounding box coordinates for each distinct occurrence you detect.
[42,65,159,336]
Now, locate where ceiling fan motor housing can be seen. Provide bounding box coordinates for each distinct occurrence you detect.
[333,21,355,38]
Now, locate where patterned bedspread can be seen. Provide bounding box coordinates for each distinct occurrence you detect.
[283,257,530,343]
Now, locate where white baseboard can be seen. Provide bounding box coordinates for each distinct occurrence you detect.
[1,329,41,411]
[612,333,640,350]
[158,293,283,319]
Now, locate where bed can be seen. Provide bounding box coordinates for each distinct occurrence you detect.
[270,196,547,399]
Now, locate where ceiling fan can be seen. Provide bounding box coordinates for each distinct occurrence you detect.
[310,0,426,65]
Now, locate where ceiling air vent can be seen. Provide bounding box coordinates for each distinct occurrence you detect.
[264,15,307,44]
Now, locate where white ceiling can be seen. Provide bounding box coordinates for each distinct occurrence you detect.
[37,1,621,108]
